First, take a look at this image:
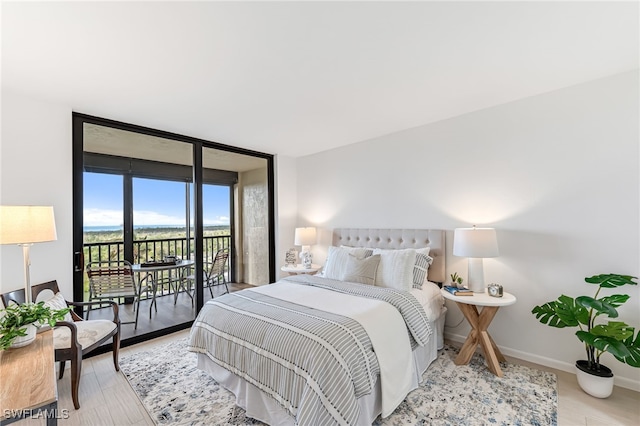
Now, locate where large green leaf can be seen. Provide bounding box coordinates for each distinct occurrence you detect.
[615,329,640,368]
[584,274,638,289]
[532,295,588,328]
[532,302,567,327]
[577,331,619,354]
[577,324,640,368]
[599,294,630,309]
[575,296,618,318]
[590,322,634,340]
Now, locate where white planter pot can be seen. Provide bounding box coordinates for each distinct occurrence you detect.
[575,360,614,399]
[9,323,37,349]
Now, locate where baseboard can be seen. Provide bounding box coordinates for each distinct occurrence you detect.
[443,331,640,393]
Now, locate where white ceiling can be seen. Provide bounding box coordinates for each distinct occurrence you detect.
[2,1,638,158]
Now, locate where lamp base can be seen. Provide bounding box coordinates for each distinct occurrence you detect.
[467,258,486,293]
[301,253,313,269]
[20,243,33,304]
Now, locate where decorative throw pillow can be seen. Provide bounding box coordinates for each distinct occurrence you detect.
[340,246,374,258]
[43,292,73,322]
[413,253,434,289]
[372,248,416,291]
[370,247,432,290]
[324,246,372,280]
[342,254,381,285]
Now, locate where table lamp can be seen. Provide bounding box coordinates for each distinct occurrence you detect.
[294,227,317,269]
[453,226,498,293]
[0,206,58,303]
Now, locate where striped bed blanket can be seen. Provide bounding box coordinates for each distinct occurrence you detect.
[188,275,432,425]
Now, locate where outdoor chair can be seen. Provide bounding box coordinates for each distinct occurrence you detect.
[0,280,120,410]
[184,248,230,302]
[86,260,139,329]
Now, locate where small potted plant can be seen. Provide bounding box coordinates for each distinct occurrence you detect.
[0,302,69,350]
[450,272,464,288]
[532,273,639,398]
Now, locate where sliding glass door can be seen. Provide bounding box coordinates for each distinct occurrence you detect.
[72,113,275,346]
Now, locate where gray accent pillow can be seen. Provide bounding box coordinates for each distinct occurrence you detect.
[342,254,381,285]
[324,246,373,280]
[413,253,434,289]
[340,245,374,258]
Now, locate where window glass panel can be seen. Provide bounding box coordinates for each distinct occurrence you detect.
[83,172,124,302]
[83,172,123,244]
[133,177,187,252]
[202,184,232,296]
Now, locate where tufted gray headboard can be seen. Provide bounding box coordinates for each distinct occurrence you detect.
[332,228,446,284]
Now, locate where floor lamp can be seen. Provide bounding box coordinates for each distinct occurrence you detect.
[453,226,499,293]
[0,206,58,304]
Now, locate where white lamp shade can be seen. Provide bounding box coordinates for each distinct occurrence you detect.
[294,227,317,246]
[453,227,498,258]
[0,206,58,244]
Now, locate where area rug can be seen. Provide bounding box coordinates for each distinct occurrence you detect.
[120,338,557,425]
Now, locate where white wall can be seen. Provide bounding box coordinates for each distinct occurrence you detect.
[275,154,298,280]
[296,71,640,390]
[0,90,74,296]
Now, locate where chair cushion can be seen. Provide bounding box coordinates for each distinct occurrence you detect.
[53,320,116,350]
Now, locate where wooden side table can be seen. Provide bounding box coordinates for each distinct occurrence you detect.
[281,264,321,275]
[441,288,516,377]
[1,329,59,425]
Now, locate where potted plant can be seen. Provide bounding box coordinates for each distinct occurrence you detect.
[450,272,464,288]
[0,302,69,350]
[532,273,639,398]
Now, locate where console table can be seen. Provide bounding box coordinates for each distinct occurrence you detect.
[1,329,58,425]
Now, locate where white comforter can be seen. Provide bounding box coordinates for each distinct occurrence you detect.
[190,275,436,425]
[250,282,415,418]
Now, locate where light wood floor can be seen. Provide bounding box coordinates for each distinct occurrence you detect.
[14,334,640,425]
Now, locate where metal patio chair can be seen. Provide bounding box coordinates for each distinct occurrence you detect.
[86,260,139,329]
[183,248,230,302]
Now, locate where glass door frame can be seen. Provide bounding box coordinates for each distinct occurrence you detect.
[72,113,276,346]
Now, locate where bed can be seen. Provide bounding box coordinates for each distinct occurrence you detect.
[188,228,446,425]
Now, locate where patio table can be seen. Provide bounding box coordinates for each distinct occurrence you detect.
[132,260,195,317]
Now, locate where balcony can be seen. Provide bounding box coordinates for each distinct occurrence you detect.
[83,234,237,339]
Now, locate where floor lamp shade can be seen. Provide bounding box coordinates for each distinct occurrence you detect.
[453,227,499,293]
[294,227,317,268]
[0,206,58,303]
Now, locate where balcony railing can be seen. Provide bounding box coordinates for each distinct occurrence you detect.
[83,235,231,300]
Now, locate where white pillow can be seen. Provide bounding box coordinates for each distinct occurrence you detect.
[370,247,432,290]
[323,246,372,280]
[340,245,374,258]
[372,248,417,291]
[43,292,73,323]
[342,254,381,285]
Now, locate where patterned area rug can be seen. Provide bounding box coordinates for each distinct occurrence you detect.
[120,338,557,425]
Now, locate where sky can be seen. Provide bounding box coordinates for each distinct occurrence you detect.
[83,173,230,227]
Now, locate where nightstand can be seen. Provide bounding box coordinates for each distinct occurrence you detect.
[280,264,321,275]
[441,288,517,377]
